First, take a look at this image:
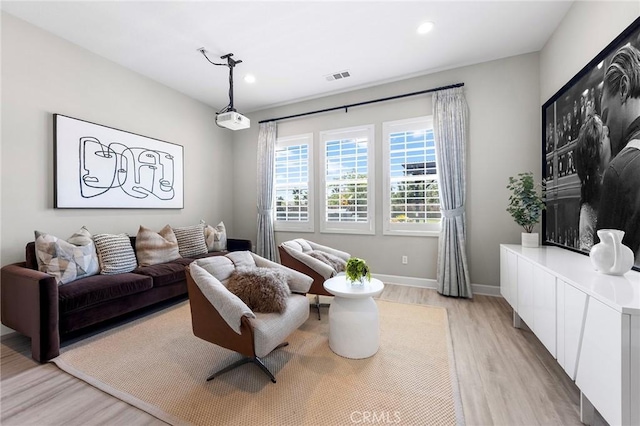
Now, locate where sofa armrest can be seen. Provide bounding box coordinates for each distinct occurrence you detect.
[1,263,60,362]
[227,238,252,252]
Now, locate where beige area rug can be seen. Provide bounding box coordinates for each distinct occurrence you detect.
[52,300,464,426]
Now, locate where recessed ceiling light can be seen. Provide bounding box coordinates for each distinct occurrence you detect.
[244,74,256,84]
[417,21,434,35]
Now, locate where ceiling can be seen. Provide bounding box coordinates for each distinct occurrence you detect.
[1,1,573,113]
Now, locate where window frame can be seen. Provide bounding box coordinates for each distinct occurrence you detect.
[273,133,314,233]
[319,124,375,235]
[382,116,441,237]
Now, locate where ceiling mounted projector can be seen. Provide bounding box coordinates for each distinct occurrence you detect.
[216,111,250,130]
[198,49,250,131]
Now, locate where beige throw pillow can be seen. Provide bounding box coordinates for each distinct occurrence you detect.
[135,225,181,267]
[202,220,227,252]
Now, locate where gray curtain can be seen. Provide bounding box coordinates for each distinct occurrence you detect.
[433,87,472,298]
[256,121,278,261]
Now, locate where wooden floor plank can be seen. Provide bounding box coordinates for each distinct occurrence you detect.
[1,285,606,425]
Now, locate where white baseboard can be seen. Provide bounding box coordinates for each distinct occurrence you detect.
[372,273,501,297]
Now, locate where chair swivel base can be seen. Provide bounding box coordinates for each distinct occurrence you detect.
[311,294,331,320]
[206,342,289,383]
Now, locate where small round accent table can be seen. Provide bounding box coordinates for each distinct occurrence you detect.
[323,275,384,359]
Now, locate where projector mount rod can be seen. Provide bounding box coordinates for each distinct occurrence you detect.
[198,48,242,113]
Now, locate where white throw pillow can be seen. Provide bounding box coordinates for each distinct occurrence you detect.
[202,220,227,252]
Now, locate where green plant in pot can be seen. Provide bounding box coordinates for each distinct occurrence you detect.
[506,172,546,247]
[345,257,371,285]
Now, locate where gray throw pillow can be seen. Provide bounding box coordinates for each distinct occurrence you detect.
[93,233,137,275]
[172,224,208,257]
[226,267,291,314]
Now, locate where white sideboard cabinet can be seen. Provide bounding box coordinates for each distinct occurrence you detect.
[500,244,640,426]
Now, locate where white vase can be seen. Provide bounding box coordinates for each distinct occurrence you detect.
[589,229,634,275]
[521,232,539,248]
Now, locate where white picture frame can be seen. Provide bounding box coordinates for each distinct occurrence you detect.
[54,114,184,209]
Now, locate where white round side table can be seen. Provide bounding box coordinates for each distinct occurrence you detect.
[323,275,384,359]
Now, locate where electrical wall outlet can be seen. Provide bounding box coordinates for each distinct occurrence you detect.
[402,255,408,265]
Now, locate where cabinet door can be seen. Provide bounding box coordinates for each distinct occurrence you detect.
[517,257,534,327]
[503,250,518,308]
[500,247,510,304]
[576,297,624,426]
[563,281,588,380]
[533,266,556,357]
[556,278,565,368]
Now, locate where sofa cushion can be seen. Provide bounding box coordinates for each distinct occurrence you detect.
[135,225,181,267]
[93,233,138,275]
[58,273,153,313]
[133,260,190,287]
[34,227,100,285]
[172,224,208,257]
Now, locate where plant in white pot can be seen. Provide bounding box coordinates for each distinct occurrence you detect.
[506,172,546,248]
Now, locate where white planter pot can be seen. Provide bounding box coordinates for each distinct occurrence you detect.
[522,232,539,248]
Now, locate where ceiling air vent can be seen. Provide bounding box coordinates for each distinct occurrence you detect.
[325,70,351,82]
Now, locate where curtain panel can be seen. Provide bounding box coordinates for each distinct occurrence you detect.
[433,87,472,298]
[256,121,278,261]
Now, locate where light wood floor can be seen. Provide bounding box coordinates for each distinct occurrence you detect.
[1,285,606,425]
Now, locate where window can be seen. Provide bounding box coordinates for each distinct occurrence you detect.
[274,133,314,232]
[383,116,441,236]
[320,125,375,234]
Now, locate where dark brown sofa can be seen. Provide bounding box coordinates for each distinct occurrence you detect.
[1,237,251,362]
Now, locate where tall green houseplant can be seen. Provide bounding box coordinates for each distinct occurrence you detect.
[506,172,546,233]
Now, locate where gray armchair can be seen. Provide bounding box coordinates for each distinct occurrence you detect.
[278,238,351,319]
[186,251,312,383]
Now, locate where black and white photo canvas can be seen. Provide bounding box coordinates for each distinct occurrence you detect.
[54,114,184,209]
[542,17,640,271]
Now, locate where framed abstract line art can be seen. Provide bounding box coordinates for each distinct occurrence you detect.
[54,114,184,209]
[542,16,640,271]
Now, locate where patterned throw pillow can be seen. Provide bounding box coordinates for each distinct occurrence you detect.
[172,224,208,257]
[135,225,181,267]
[34,227,99,285]
[226,267,291,313]
[202,220,227,252]
[92,233,137,275]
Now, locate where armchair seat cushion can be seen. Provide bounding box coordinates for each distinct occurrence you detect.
[250,294,309,357]
[58,273,153,313]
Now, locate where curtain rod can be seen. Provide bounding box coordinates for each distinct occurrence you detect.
[258,82,464,124]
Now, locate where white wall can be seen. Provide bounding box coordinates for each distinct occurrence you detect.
[1,12,235,269]
[540,1,640,103]
[0,12,235,335]
[233,53,541,288]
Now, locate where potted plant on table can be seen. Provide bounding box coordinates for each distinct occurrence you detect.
[506,172,546,248]
[345,257,371,286]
